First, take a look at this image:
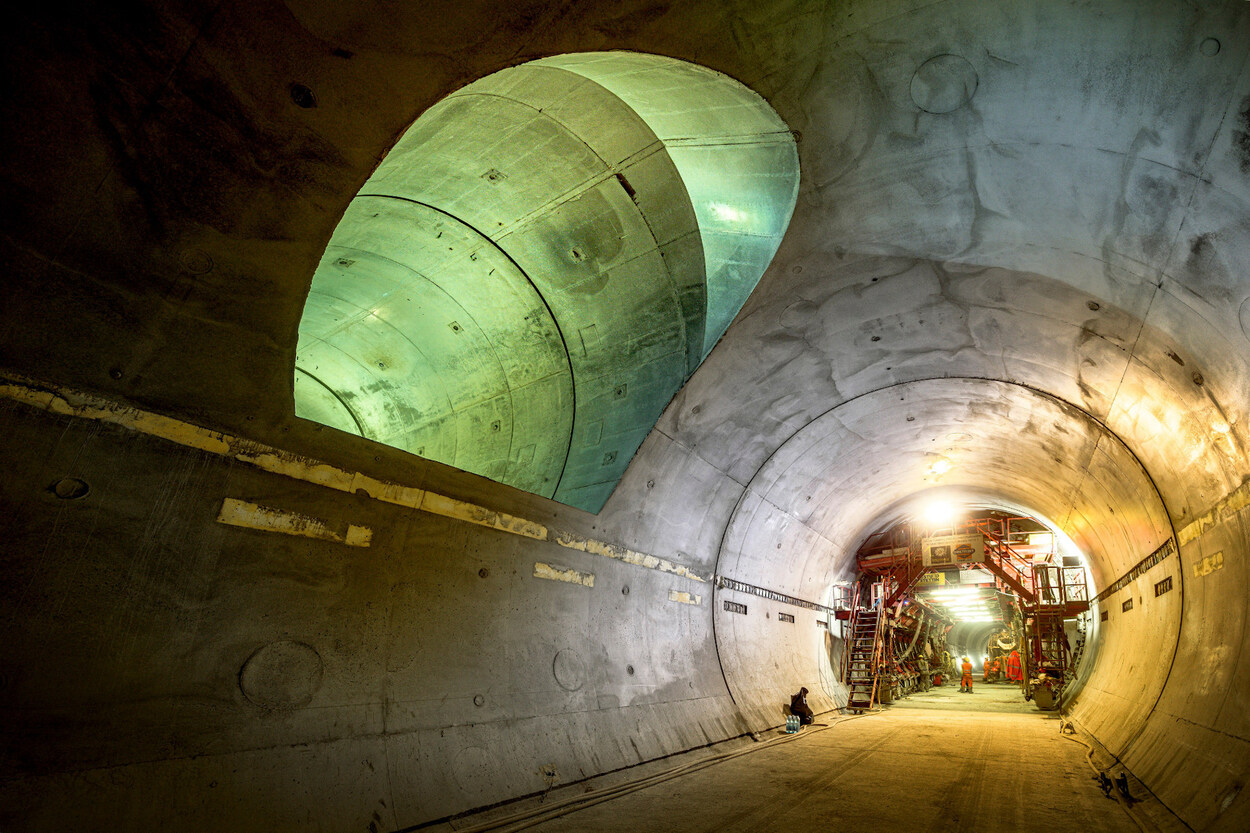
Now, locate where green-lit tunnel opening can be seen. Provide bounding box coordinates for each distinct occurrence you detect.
[295,52,799,511]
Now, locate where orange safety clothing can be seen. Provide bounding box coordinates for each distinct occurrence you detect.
[1006,650,1023,681]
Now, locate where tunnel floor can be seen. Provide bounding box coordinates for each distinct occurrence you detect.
[890,678,1041,713]
[464,690,1143,833]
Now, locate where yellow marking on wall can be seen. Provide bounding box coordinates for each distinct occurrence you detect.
[553,531,706,583]
[668,589,702,605]
[1193,551,1225,578]
[1179,480,1250,546]
[420,491,547,540]
[217,498,373,547]
[0,374,707,584]
[234,449,428,510]
[0,378,427,510]
[533,562,595,587]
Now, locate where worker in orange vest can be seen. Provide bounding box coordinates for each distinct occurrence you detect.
[1006,649,1023,682]
[960,656,973,693]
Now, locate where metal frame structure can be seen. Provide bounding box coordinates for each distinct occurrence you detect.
[852,513,1091,710]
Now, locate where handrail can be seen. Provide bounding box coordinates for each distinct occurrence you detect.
[871,602,888,707]
[841,581,863,683]
[973,519,1032,572]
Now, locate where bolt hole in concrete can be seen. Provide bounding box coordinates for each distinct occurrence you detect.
[1200,37,1221,56]
[478,568,489,578]
[49,477,89,500]
[473,694,485,707]
[288,83,316,108]
[910,54,978,114]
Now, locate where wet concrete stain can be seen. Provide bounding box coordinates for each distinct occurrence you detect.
[1187,232,1217,275]
[1232,95,1250,174]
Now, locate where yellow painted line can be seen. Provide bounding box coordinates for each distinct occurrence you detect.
[217,498,373,547]
[1193,551,1225,578]
[420,491,547,540]
[1178,480,1250,546]
[0,374,706,584]
[552,531,706,583]
[234,448,428,510]
[533,562,594,587]
[0,378,428,511]
[668,589,702,606]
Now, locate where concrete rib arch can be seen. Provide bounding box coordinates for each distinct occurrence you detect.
[712,378,1177,731]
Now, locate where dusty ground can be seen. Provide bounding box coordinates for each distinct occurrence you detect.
[485,682,1146,833]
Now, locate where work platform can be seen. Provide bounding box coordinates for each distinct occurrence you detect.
[435,688,1170,833]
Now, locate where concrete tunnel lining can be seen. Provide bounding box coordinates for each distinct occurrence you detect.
[711,378,1176,725]
[4,1,1250,831]
[295,52,799,511]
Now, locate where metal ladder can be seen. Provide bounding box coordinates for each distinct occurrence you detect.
[843,587,886,712]
[1068,613,1087,676]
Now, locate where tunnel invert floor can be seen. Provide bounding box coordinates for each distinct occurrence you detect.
[435,687,1169,833]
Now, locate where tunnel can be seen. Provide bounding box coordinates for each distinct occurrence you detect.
[1,1,1249,832]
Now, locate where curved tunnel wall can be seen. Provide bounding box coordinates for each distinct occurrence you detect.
[709,379,1177,737]
[4,2,1250,833]
[295,52,799,511]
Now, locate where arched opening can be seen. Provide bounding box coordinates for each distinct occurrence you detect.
[294,52,799,511]
[849,505,1099,712]
[711,378,1176,729]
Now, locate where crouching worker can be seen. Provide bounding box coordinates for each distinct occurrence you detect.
[960,657,974,693]
[790,686,814,725]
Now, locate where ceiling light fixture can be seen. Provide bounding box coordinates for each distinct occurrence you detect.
[924,501,956,525]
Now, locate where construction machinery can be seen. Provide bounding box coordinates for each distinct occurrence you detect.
[850,512,1091,711]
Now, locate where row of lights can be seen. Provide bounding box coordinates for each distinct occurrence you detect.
[923,586,999,622]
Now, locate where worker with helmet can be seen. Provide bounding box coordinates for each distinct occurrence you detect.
[1006,648,1023,682]
[960,656,974,693]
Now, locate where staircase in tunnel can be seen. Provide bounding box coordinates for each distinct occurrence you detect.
[843,606,884,712]
[971,518,1039,604]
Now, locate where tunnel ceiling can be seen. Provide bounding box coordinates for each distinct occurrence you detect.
[1,0,1244,592]
[1,0,1237,591]
[294,52,798,511]
[714,378,1174,606]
